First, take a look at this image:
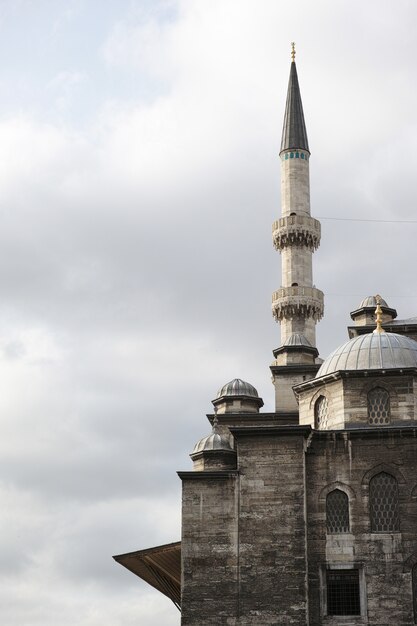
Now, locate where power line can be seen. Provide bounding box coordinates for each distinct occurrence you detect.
[317,216,417,224]
[326,293,417,298]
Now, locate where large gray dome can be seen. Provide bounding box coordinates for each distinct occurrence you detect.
[317,332,417,377]
[216,378,259,399]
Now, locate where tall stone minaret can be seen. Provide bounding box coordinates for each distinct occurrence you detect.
[271,45,324,414]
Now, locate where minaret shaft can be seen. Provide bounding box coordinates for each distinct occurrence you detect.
[281,156,311,217]
[272,146,323,348]
[281,248,313,287]
[270,55,324,413]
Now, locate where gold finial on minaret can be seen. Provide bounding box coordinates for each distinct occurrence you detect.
[374,294,385,334]
[291,42,296,62]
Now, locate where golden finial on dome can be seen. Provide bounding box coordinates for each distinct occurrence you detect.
[374,294,385,334]
[291,42,296,62]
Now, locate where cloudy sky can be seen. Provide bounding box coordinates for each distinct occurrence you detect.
[1,1,417,624]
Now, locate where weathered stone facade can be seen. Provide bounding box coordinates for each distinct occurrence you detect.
[305,428,417,625]
[179,423,417,625]
[114,53,417,626]
[177,57,417,625]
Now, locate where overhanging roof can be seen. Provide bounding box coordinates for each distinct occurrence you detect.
[113,541,181,611]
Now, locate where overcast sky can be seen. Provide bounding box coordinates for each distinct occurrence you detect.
[1,1,417,624]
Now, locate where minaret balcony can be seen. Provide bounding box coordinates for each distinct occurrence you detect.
[272,286,324,322]
[272,215,321,251]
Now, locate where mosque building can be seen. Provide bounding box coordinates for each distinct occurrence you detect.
[114,47,417,625]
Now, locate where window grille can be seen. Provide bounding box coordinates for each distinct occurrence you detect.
[369,472,400,532]
[314,395,328,429]
[326,489,349,533]
[326,569,360,615]
[367,387,390,425]
[412,564,417,624]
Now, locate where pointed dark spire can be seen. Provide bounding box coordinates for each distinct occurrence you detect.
[280,61,310,154]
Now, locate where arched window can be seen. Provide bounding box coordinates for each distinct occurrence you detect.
[326,489,350,533]
[369,472,399,532]
[314,395,328,429]
[413,564,417,623]
[367,387,390,425]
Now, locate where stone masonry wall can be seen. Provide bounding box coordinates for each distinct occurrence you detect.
[180,473,239,625]
[274,368,317,413]
[235,430,309,624]
[298,374,416,429]
[306,429,417,625]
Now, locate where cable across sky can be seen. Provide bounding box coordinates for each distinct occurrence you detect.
[318,217,417,224]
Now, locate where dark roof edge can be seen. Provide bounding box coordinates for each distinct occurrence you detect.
[177,470,239,480]
[271,363,321,375]
[230,425,311,438]
[350,305,397,320]
[273,344,319,358]
[294,366,417,394]
[113,541,181,561]
[212,394,264,407]
[313,424,417,439]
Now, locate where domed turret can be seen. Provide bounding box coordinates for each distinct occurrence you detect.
[192,417,233,455]
[212,378,264,414]
[190,416,236,471]
[295,303,417,430]
[350,293,397,327]
[216,378,259,398]
[360,295,389,309]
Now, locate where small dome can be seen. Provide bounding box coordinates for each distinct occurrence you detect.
[359,295,389,309]
[192,420,233,455]
[216,378,259,399]
[283,333,312,347]
[317,331,417,377]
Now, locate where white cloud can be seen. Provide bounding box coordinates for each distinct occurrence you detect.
[0,1,416,624]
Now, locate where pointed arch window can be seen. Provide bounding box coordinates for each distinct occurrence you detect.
[367,387,390,425]
[369,472,399,532]
[314,395,328,429]
[326,489,350,533]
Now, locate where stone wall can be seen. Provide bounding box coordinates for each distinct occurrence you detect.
[180,422,417,624]
[297,373,417,429]
[180,471,239,625]
[235,428,309,624]
[306,429,417,625]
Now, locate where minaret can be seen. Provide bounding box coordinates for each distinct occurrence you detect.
[271,45,324,414]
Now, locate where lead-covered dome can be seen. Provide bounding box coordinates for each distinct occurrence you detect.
[317,332,417,377]
[216,378,259,399]
[190,416,236,471]
[360,295,389,308]
[191,425,233,455]
[213,378,264,414]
